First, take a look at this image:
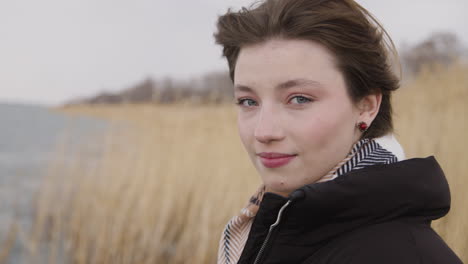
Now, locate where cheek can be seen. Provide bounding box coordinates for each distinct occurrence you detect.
[301,109,336,138]
[297,103,354,148]
[237,114,253,149]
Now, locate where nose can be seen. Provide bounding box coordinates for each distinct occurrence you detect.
[254,106,285,144]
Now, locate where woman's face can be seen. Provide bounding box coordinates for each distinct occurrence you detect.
[234,38,374,197]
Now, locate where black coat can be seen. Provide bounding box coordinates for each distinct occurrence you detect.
[237,156,463,264]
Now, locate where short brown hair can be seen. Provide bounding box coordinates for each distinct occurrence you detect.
[213,0,400,139]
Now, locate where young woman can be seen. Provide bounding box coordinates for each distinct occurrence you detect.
[213,0,462,263]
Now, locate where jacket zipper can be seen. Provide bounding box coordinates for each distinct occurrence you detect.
[252,200,292,264]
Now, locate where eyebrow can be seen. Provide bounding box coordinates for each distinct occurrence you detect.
[234,78,323,92]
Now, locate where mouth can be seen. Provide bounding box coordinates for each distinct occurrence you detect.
[257,152,297,168]
[258,152,297,158]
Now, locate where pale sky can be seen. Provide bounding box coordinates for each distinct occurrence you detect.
[1,0,467,106]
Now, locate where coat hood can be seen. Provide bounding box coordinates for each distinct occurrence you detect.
[252,156,451,246]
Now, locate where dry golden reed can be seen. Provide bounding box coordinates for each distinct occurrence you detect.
[393,63,468,260]
[19,63,467,263]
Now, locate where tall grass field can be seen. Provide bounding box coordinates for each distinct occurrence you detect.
[5,63,467,263]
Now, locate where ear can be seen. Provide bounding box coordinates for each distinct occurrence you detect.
[357,92,382,125]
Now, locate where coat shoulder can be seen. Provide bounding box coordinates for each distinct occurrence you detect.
[304,220,462,264]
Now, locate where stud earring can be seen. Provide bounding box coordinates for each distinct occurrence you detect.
[357,121,368,132]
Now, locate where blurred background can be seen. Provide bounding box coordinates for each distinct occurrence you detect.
[0,0,467,263]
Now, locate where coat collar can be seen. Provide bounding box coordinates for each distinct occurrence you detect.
[253,156,450,246]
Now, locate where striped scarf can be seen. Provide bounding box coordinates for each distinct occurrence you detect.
[217,133,406,264]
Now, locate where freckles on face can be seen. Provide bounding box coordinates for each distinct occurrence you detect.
[233,38,360,196]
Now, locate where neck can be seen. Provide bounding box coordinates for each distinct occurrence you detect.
[265,186,289,198]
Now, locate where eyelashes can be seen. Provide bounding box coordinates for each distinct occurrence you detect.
[290,96,313,104]
[235,98,257,106]
[235,95,313,107]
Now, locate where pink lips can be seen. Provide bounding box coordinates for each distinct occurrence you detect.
[258,152,297,168]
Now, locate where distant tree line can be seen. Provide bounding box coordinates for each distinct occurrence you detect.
[64,31,466,106]
[64,71,234,106]
[400,31,467,76]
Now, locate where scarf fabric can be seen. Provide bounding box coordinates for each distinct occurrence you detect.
[217,133,406,264]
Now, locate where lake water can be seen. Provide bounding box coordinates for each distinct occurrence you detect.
[0,102,110,263]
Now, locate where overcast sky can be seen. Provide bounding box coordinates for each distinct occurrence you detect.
[1,0,467,106]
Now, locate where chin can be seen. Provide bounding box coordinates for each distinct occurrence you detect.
[264,178,298,197]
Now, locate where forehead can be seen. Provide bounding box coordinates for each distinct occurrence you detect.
[234,78,325,93]
[233,38,342,91]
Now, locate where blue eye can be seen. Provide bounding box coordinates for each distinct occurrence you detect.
[236,98,257,107]
[235,96,312,107]
[290,96,312,104]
